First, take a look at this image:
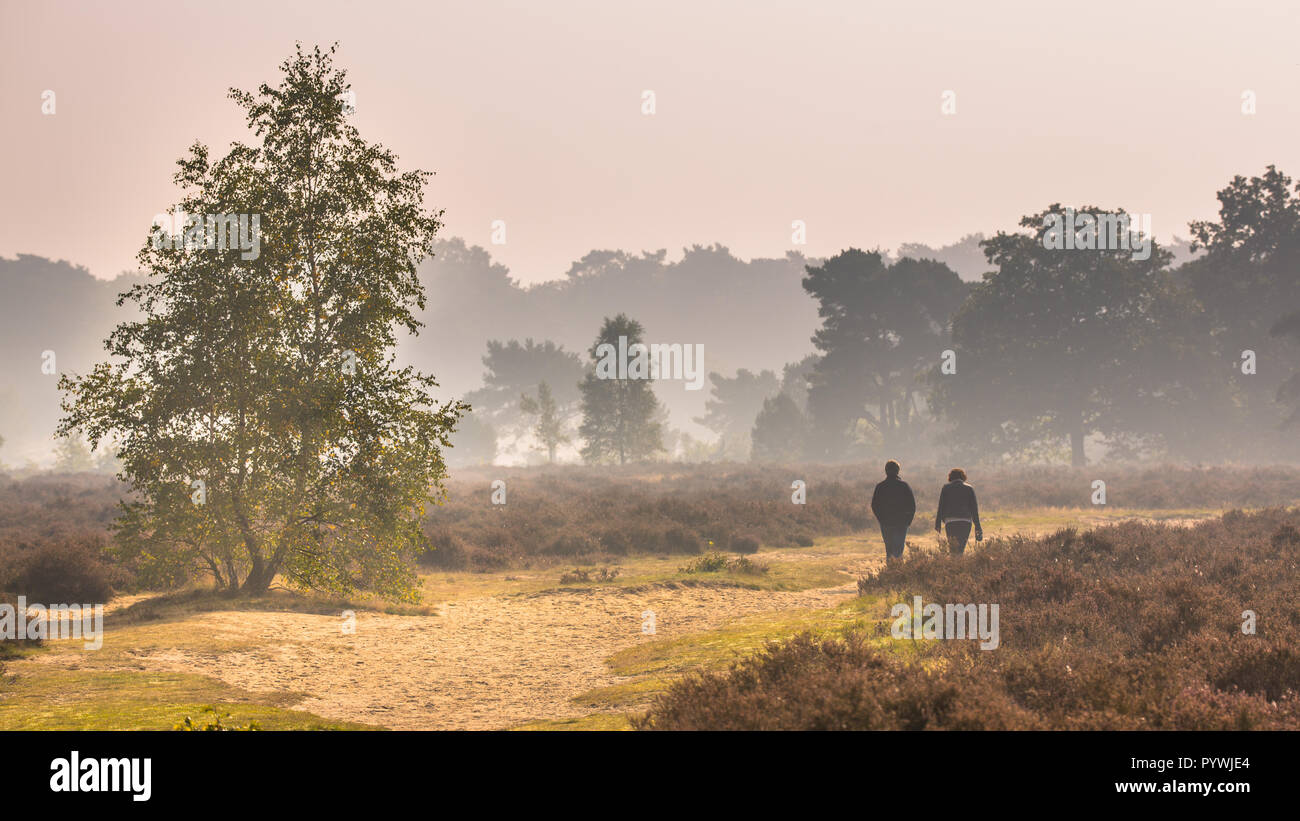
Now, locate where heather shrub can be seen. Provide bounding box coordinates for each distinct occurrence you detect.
[642,508,1300,730]
[423,464,1300,571]
[636,633,1036,730]
[7,534,117,602]
[0,474,130,597]
[418,530,468,570]
[661,527,702,555]
[543,531,599,556]
[0,592,43,659]
[679,552,767,576]
[731,534,761,554]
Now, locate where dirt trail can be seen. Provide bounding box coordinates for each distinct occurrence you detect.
[35,571,866,730]
[24,513,1215,730]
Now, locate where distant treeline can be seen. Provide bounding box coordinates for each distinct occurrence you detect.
[3,167,1296,468]
[444,166,1300,468]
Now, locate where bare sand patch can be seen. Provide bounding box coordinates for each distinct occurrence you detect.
[34,579,859,730]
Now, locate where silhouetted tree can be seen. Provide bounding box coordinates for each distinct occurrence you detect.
[802,250,966,460]
[694,368,779,460]
[1273,311,1300,428]
[778,354,818,412]
[750,393,808,463]
[932,205,1192,466]
[578,314,663,464]
[467,338,584,422]
[897,233,989,281]
[1183,166,1300,455]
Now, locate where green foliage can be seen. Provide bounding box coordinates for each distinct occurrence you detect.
[578,314,664,464]
[174,706,262,731]
[57,44,465,599]
[680,551,729,572]
[679,551,766,575]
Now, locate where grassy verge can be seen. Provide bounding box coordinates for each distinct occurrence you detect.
[550,595,896,724]
[0,667,376,730]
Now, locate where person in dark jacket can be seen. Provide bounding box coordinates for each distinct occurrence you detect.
[871,460,916,560]
[934,467,982,555]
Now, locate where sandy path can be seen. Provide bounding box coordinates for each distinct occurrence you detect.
[23,514,1214,730]
[44,575,864,730]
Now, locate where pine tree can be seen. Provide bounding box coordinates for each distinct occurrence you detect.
[578,314,663,464]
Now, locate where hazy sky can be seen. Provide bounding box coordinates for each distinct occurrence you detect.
[2,0,1298,284]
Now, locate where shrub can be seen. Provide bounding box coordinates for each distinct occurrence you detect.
[642,508,1300,730]
[174,707,262,731]
[1271,523,1300,549]
[731,534,761,554]
[559,566,620,585]
[8,535,115,602]
[0,592,43,658]
[680,552,729,573]
[559,568,591,584]
[544,532,599,556]
[726,556,767,575]
[419,531,468,570]
[662,527,702,555]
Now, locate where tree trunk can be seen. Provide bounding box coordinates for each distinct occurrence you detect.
[1070,425,1086,468]
[237,513,274,592]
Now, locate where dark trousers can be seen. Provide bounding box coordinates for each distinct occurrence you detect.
[945,521,972,555]
[880,524,908,558]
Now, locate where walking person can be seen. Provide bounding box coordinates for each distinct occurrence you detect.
[935,468,982,555]
[871,460,916,562]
